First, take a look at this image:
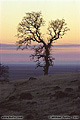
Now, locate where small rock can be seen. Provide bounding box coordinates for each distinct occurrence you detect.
[31,101,37,104]
[0,115,3,120]
[25,114,33,119]
[29,77,37,80]
[76,97,80,103]
[54,91,69,99]
[71,80,78,83]
[78,86,80,89]
[26,101,37,105]
[77,86,80,91]
[19,92,33,100]
[69,112,77,115]
[26,102,31,104]
[8,96,16,101]
[53,86,61,90]
[64,88,73,92]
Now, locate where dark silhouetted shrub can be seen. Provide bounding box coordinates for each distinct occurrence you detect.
[0,63,9,82]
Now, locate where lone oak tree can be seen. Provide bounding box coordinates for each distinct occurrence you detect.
[16,12,69,75]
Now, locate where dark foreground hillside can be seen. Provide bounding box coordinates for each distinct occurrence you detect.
[0,72,80,120]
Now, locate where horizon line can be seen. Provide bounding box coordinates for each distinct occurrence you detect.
[1,43,80,48]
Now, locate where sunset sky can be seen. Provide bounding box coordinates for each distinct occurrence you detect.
[0,0,80,65]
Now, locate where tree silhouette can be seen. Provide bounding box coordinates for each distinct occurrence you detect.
[16,12,69,75]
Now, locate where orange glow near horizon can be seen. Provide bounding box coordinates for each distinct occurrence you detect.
[0,0,80,45]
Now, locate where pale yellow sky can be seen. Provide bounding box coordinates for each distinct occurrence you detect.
[0,0,80,44]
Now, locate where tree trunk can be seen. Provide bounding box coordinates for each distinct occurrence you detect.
[44,63,49,75]
[44,45,49,75]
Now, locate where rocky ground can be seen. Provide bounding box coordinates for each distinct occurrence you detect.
[0,72,80,120]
